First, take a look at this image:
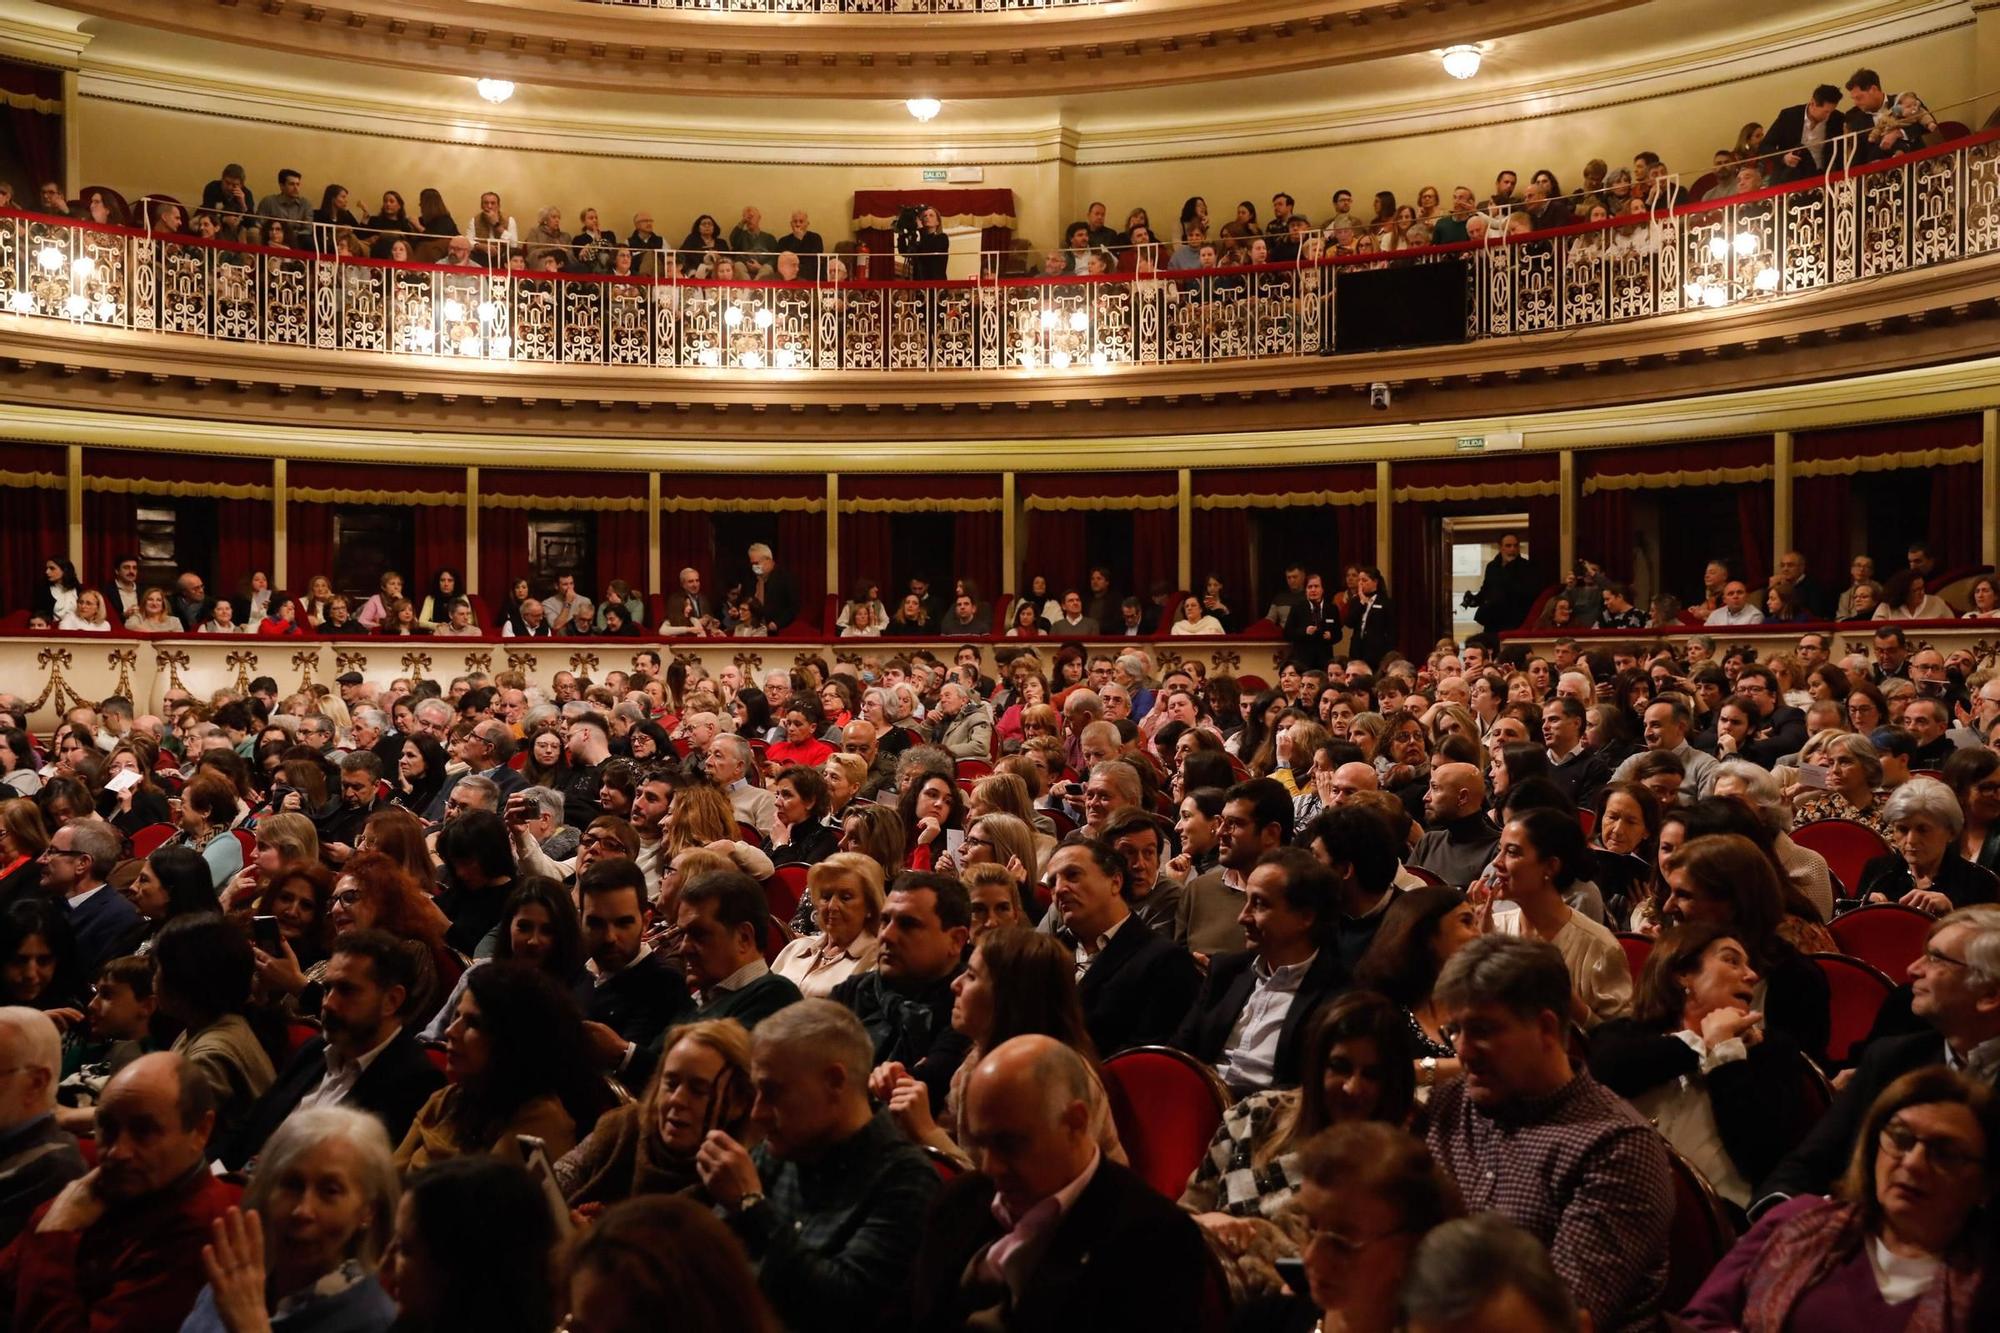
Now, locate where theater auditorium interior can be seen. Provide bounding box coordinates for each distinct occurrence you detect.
[0,0,1999,1329]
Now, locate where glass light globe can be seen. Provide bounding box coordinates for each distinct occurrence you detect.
[476,79,515,105]
[442,299,466,322]
[1733,232,1759,258]
[724,306,743,328]
[70,256,96,280]
[1441,46,1482,80]
[1707,235,1731,260]
[1754,266,1780,292]
[1066,309,1088,332]
[1050,349,1072,369]
[753,307,774,329]
[905,97,942,122]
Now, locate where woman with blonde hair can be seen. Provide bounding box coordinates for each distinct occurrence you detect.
[663,784,735,855]
[223,811,321,908]
[556,1019,757,1211]
[967,773,1058,865]
[820,751,867,819]
[771,853,883,997]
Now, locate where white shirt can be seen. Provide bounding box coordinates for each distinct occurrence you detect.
[65,884,108,911]
[1626,1028,1752,1208]
[1704,604,1765,626]
[707,958,770,1003]
[299,1025,404,1113]
[1071,911,1130,978]
[1217,950,1318,1092]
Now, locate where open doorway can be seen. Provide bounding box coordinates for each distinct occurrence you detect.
[1442,513,1529,643]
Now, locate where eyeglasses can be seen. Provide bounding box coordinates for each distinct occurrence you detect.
[332,890,363,907]
[1304,1224,1411,1256]
[1880,1119,1985,1174]
[1921,947,1972,970]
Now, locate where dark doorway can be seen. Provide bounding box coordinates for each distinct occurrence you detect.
[1251,507,1343,613]
[890,513,955,598]
[331,506,413,600]
[1082,512,1136,598]
[1649,488,1742,604]
[527,514,596,593]
[710,513,779,607]
[1860,471,1932,572]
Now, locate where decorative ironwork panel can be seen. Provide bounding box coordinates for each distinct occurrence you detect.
[933,289,976,369]
[1605,248,1654,321]
[265,254,311,345]
[339,264,387,352]
[842,289,886,370]
[1294,268,1323,355]
[678,287,722,368]
[1910,153,1960,266]
[976,286,1001,370]
[887,289,932,370]
[1858,167,1909,278]
[1208,281,1248,360]
[1513,243,1558,332]
[129,234,157,331]
[1829,179,1860,284]
[1250,273,1294,356]
[389,271,435,354]
[513,278,558,362]
[313,259,339,349]
[770,287,814,370]
[605,281,654,365]
[215,252,260,341]
[1967,141,2000,255]
[816,286,845,369]
[438,273,491,359]
[561,281,607,364]
[1562,244,1608,326]
[158,242,209,336]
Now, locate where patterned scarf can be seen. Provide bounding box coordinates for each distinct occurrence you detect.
[1743,1199,1982,1332]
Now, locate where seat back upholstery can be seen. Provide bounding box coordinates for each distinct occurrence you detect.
[1791,820,1891,894]
[1828,902,1934,981]
[1810,952,1896,1067]
[1661,1137,1738,1311]
[1100,1046,1232,1199]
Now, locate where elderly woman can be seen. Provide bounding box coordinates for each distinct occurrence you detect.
[555,1019,755,1211]
[1589,923,1821,1210]
[1293,1122,1465,1333]
[1686,1067,1997,1331]
[1858,776,2000,914]
[182,1107,399,1333]
[1180,993,1421,1301]
[770,853,882,998]
[1793,731,1893,838]
[1712,759,1835,922]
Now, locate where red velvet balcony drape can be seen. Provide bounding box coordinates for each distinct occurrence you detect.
[661,511,715,595]
[662,475,825,631]
[79,450,274,593]
[1,445,65,610]
[1019,472,1176,598]
[1190,509,1250,611]
[954,511,1002,600]
[837,514,893,603]
[285,462,467,596]
[478,508,528,603]
[1794,416,1984,577]
[838,474,1004,600]
[0,61,62,198]
[480,469,649,598]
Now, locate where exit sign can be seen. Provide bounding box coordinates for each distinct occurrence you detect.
[921,169,948,182]
[1455,431,1524,453]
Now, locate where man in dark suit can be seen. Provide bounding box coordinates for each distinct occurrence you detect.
[1081,566,1120,633]
[1285,573,1338,672]
[1762,84,1847,184]
[748,542,798,633]
[422,719,524,823]
[1174,846,1346,1094]
[907,1035,1211,1333]
[223,930,444,1168]
[1753,907,2000,1212]
[1733,666,1807,769]
[575,860,694,1092]
[835,873,972,1109]
[42,823,138,975]
[1469,532,1540,636]
[660,566,717,636]
[1052,836,1200,1056]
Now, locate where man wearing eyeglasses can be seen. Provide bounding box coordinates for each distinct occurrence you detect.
[1424,935,1672,1333]
[1755,905,2000,1214]
[422,719,522,824]
[1729,665,1806,769]
[38,823,136,975]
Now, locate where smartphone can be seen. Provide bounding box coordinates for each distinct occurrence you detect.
[503,792,531,825]
[1061,781,1086,799]
[251,916,283,952]
[1275,1257,1310,1298]
[1797,762,1831,790]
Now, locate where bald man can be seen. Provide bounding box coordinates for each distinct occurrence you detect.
[907,1036,1209,1332]
[0,1053,237,1331]
[1409,762,1499,890]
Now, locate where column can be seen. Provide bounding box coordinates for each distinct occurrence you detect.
[1773,431,1793,560]
[647,471,662,599]
[464,467,480,595]
[273,459,288,589]
[1001,471,1017,591]
[1176,468,1192,591]
[1985,409,1998,569]
[1374,460,1392,580]
[60,71,79,196]
[1558,450,1576,576]
[65,444,81,569]
[825,474,841,596]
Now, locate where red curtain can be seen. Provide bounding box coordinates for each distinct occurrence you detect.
[288,502,335,592]
[1930,462,1982,574]
[851,188,1015,280]
[82,491,136,588]
[1339,502,1378,576]
[598,511,649,593]
[953,510,1002,599]
[1579,490,1634,583]
[477,508,529,603]
[776,510,827,629]
[1392,500,1445,657]
[837,512,894,602]
[412,504,464,587]
[661,511,714,592]
[1792,474,1851,595]
[1735,482,1773,589]
[1,446,65,616]
[1023,512,1087,595]
[1390,455,1562,650]
[0,62,62,196]
[216,497,274,586]
[1132,509,1178,600]
[1191,508,1251,611]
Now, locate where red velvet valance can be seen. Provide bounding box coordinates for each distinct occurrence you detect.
[851,189,1015,231]
[1581,438,1771,482]
[1194,464,1377,503]
[288,461,467,501]
[83,448,268,489]
[1019,471,1177,501]
[479,468,647,500]
[0,60,60,104]
[0,442,64,482]
[841,473,1001,504]
[1793,415,1981,464]
[1392,454,1559,496]
[664,474,823,505]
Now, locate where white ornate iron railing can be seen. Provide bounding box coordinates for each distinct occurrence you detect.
[7,131,1997,373]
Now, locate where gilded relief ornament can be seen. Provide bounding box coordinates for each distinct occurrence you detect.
[568,653,602,677]
[226,651,259,693]
[156,648,192,695]
[291,651,320,691]
[107,648,138,700]
[507,653,540,674]
[400,653,434,678]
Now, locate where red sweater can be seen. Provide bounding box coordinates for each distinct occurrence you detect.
[0,1168,240,1333]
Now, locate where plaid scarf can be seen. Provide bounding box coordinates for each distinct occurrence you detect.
[1744,1199,1982,1332]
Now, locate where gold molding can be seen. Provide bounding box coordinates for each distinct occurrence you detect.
[1581,464,1773,493]
[1193,489,1375,510]
[837,497,1005,513]
[1791,444,1983,477]
[1022,494,1179,511]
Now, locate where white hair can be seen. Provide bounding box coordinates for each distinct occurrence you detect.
[0,1008,60,1112]
[748,543,774,561]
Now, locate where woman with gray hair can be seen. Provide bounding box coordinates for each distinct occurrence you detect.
[1792,731,1893,839]
[1713,759,1835,920]
[181,1106,399,1333]
[1857,776,2000,914]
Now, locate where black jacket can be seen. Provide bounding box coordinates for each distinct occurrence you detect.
[1857,853,2000,912]
[1755,1030,1986,1208]
[590,951,697,1091]
[905,1158,1212,1333]
[224,1026,444,1169]
[1284,599,1338,670]
[1344,595,1395,669]
[1742,704,1808,769]
[1588,1020,1820,1194]
[1471,554,1540,633]
[1172,947,1347,1089]
[1762,102,1850,183]
[834,968,971,1110]
[1075,916,1201,1057]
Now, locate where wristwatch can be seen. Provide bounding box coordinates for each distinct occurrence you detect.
[1418,1056,1438,1087]
[731,1191,767,1217]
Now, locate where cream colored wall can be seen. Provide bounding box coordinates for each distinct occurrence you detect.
[75,98,1065,250]
[71,22,1975,252]
[1073,25,1976,235]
